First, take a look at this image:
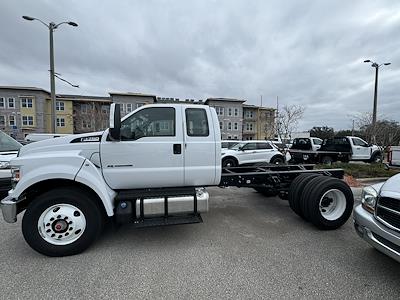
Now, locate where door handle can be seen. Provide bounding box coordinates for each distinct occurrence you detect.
[173,144,182,154]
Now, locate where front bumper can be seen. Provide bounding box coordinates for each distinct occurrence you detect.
[0,195,18,223]
[353,204,400,263]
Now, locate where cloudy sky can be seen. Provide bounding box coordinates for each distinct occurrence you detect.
[1,0,399,130]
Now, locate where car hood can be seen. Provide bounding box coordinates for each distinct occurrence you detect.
[378,173,400,199]
[18,131,104,158]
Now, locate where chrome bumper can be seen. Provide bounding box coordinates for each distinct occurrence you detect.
[353,204,400,263]
[0,195,18,223]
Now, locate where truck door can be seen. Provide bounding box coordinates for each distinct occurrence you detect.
[100,105,184,189]
[351,137,370,160]
[183,107,217,186]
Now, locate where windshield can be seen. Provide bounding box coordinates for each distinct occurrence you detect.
[230,142,247,150]
[0,131,22,152]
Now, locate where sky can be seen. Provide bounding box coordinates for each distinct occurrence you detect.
[1,0,399,131]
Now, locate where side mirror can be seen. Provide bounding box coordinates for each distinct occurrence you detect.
[109,103,121,141]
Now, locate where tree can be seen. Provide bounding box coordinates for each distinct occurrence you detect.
[309,126,334,140]
[276,104,305,141]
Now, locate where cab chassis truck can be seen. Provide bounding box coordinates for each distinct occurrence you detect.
[0,104,353,256]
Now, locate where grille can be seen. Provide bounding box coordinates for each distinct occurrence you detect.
[376,197,400,231]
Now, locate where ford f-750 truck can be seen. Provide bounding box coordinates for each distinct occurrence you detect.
[0,104,353,256]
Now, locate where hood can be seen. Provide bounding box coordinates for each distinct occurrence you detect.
[0,152,18,162]
[378,173,400,200]
[18,131,104,158]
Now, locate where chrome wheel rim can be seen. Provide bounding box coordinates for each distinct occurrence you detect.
[38,204,86,246]
[319,189,346,221]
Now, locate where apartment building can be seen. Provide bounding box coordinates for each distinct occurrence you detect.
[0,86,50,139]
[205,98,245,140]
[110,92,156,117]
[57,94,112,134]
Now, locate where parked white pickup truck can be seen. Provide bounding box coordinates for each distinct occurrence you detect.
[0,104,354,256]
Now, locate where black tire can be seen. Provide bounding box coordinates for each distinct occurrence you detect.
[321,156,333,165]
[370,152,382,163]
[288,173,320,218]
[270,156,285,165]
[299,176,332,221]
[254,187,277,197]
[22,187,105,257]
[302,177,354,229]
[222,157,238,168]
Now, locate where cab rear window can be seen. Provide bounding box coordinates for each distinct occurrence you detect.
[185,108,209,137]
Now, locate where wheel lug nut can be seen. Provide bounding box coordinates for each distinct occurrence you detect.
[69,228,73,231]
[58,235,62,239]
[46,223,50,227]
[51,234,55,237]
[46,229,51,233]
[50,218,54,221]
[56,215,61,219]
[74,211,80,217]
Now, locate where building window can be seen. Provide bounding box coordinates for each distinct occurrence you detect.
[101,105,109,114]
[56,101,65,111]
[0,116,5,126]
[234,122,238,130]
[81,104,89,113]
[234,108,239,116]
[21,97,33,108]
[120,103,125,113]
[219,121,223,130]
[228,122,232,130]
[9,115,15,126]
[0,98,4,108]
[246,111,254,118]
[246,123,253,131]
[22,115,34,126]
[82,119,92,129]
[228,108,232,116]
[8,98,15,109]
[56,117,65,127]
[126,103,133,113]
[215,107,224,116]
[136,103,145,108]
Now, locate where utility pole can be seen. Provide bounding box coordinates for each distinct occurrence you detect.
[363,59,391,142]
[23,16,78,134]
[352,120,355,136]
[49,22,56,133]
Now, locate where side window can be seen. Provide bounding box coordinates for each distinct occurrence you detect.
[313,138,322,145]
[120,107,175,140]
[242,143,257,150]
[185,108,209,137]
[257,143,272,149]
[352,138,368,147]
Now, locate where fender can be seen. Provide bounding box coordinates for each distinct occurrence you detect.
[10,151,116,217]
[10,151,86,199]
[75,159,116,216]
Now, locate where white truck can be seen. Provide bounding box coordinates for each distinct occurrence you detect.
[289,136,382,164]
[0,131,22,197]
[0,104,354,256]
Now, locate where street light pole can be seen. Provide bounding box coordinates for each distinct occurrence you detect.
[49,22,56,133]
[363,60,391,141]
[22,16,78,134]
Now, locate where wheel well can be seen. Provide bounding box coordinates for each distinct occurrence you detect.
[270,154,285,162]
[222,156,238,163]
[18,179,108,218]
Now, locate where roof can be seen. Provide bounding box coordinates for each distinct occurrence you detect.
[0,86,50,94]
[57,94,112,102]
[243,104,275,110]
[109,92,157,100]
[205,97,246,104]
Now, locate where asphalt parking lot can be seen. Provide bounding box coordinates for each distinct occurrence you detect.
[1,187,400,299]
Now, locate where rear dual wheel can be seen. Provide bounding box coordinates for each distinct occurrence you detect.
[289,174,354,229]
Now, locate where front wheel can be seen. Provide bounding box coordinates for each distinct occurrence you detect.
[22,187,105,257]
[222,157,238,168]
[270,156,285,165]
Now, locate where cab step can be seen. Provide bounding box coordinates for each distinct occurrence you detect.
[132,214,203,228]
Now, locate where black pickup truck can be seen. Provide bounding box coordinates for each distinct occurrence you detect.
[289,136,382,164]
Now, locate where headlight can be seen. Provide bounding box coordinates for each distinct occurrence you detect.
[361,186,378,213]
[11,167,20,189]
[0,161,10,169]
